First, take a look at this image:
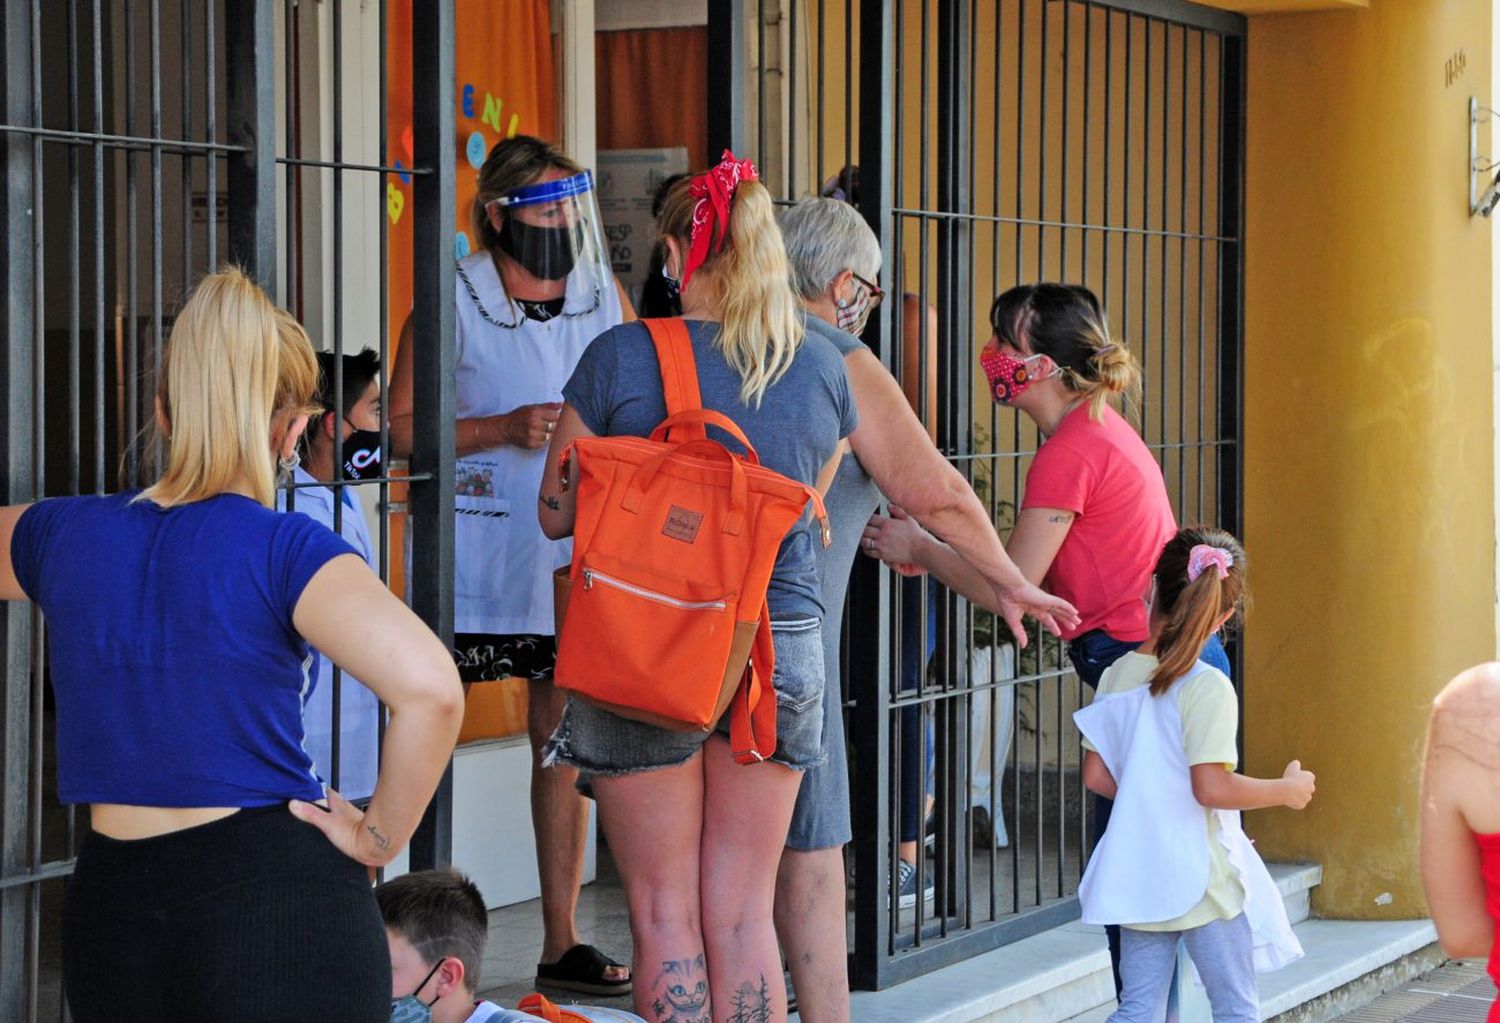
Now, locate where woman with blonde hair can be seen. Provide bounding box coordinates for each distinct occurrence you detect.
[0,267,464,1022]
[537,155,855,1023]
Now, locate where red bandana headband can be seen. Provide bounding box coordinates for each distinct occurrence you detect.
[681,150,760,290]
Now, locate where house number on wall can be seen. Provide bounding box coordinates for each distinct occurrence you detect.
[1446,49,1467,87]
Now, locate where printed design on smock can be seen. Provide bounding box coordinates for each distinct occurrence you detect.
[661,505,703,544]
[456,464,500,502]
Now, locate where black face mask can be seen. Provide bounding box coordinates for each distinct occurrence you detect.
[341,428,382,481]
[498,218,577,281]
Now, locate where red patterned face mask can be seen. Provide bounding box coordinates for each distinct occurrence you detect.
[979,340,1050,404]
[681,151,760,290]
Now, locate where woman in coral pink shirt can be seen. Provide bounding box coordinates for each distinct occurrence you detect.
[864,282,1229,684]
[862,282,1231,1000]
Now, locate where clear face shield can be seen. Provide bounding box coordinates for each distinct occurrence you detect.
[485,170,611,306]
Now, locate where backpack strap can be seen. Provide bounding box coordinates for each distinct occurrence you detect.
[643,318,707,442]
[517,993,574,1023]
[729,608,779,765]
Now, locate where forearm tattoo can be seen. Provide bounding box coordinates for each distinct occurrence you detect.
[650,956,709,1023]
[539,495,561,511]
[365,823,391,851]
[725,974,773,1023]
[1048,512,1074,524]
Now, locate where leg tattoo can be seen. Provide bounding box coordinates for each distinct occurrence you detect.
[725,974,773,1023]
[650,955,710,1023]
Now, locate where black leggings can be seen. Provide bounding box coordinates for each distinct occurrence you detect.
[63,803,390,1023]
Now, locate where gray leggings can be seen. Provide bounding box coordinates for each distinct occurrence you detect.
[1107,914,1257,1023]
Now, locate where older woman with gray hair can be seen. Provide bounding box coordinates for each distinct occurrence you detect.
[773,198,1078,1023]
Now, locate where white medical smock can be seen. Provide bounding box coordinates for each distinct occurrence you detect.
[450,250,623,636]
[1074,666,1302,973]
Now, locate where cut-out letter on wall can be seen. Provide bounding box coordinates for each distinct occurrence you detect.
[482,93,504,133]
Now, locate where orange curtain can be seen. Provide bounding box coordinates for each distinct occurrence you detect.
[595,28,709,170]
[385,0,558,357]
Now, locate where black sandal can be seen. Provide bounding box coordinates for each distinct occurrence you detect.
[536,943,633,997]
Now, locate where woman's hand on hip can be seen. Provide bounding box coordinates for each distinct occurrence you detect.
[289,788,394,869]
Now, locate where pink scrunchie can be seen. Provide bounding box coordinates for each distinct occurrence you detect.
[1187,544,1233,583]
[681,151,760,290]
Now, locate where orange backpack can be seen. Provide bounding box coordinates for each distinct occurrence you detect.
[552,318,829,764]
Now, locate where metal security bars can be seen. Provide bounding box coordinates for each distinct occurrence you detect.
[710,0,1245,989]
[0,2,455,1018]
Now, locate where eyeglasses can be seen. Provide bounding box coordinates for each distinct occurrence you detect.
[851,272,885,305]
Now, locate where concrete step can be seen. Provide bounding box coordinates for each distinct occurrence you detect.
[841,919,1113,1023]
[1266,863,1322,927]
[830,864,1438,1023]
[1066,918,1442,1023]
[1259,919,1441,1023]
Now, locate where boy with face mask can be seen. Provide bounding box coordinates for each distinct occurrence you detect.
[278,347,384,802]
[381,870,545,1023]
[380,871,646,1023]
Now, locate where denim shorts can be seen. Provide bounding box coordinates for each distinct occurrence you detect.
[543,617,826,777]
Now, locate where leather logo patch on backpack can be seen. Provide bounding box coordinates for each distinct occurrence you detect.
[661,505,704,544]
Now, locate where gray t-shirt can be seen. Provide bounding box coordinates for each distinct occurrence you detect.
[563,318,857,621]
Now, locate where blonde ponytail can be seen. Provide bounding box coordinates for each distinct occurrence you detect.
[139,267,320,509]
[658,175,804,407]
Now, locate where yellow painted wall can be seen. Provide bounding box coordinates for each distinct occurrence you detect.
[1242,0,1494,919]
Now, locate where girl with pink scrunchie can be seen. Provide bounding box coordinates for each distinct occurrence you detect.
[1074,526,1316,1023]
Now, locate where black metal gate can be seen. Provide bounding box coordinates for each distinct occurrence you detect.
[0,2,456,1017]
[710,0,1245,988]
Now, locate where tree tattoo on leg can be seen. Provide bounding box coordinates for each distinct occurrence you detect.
[650,955,709,1023]
[726,974,773,1023]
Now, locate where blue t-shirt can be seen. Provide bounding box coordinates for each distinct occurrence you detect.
[563,319,857,620]
[11,491,357,807]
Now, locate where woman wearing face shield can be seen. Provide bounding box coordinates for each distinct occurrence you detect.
[390,135,634,998]
[773,200,1080,1023]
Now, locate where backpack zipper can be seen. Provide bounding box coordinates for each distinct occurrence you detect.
[582,568,728,611]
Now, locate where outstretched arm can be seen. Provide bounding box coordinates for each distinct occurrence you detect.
[843,350,1079,643]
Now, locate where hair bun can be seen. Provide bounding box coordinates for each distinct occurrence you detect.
[1090,342,1138,395]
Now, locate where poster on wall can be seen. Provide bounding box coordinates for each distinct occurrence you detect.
[596,147,690,306]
